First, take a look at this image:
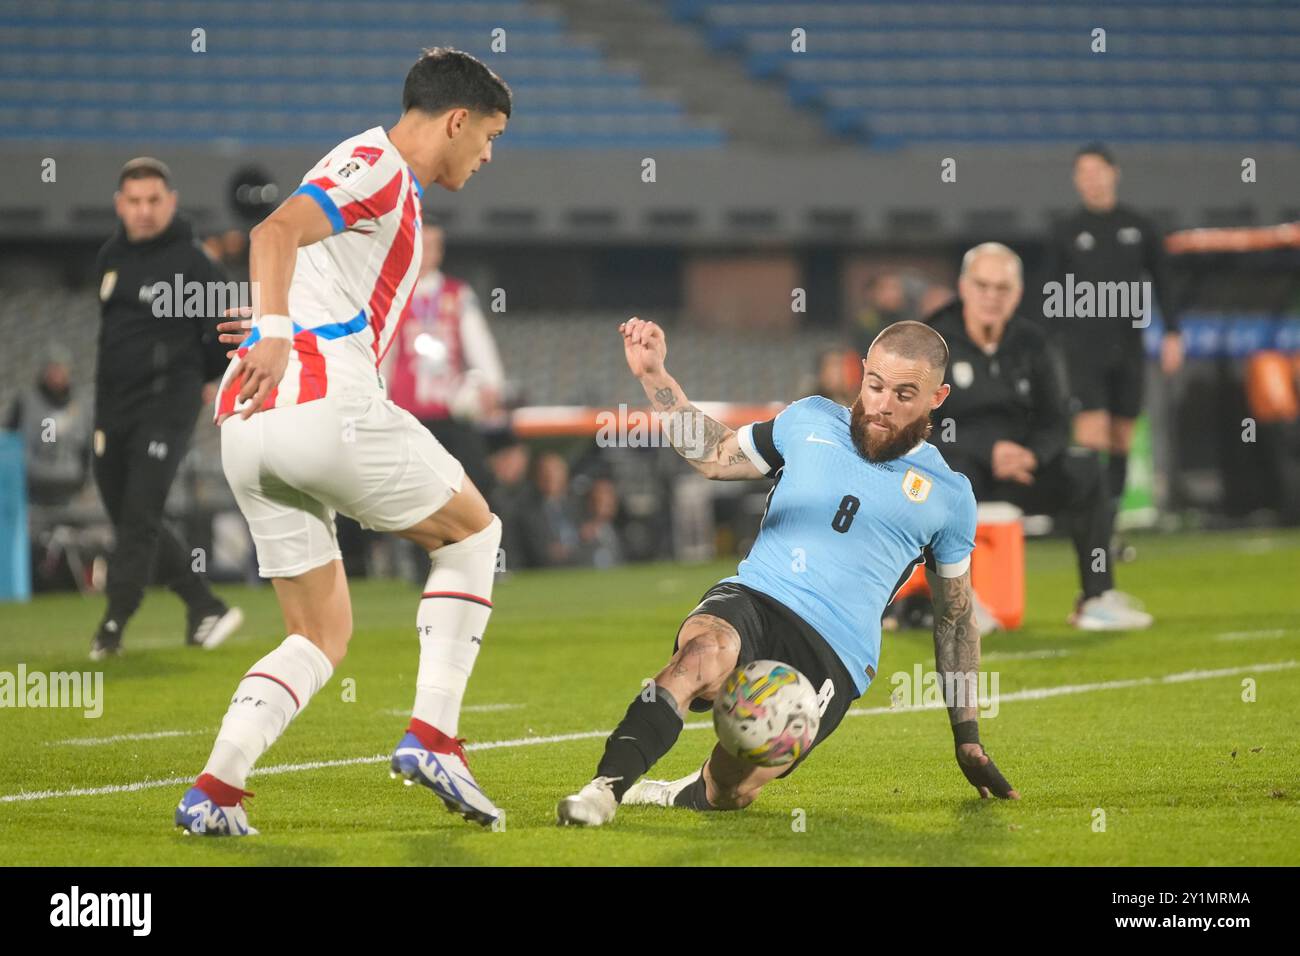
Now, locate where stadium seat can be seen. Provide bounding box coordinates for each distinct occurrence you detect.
[663,0,1299,147]
[0,0,725,149]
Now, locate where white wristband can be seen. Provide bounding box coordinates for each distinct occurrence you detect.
[255,313,293,340]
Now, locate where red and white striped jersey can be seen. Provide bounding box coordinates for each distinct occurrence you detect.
[216,126,423,421]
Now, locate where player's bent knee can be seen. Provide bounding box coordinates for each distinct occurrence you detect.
[663,625,741,697]
[399,484,496,552]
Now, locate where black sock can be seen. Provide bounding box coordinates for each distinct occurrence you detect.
[672,772,717,811]
[595,689,683,801]
[1107,453,1128,510]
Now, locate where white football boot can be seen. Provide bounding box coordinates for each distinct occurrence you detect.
[622,768,702,808]
[1071,590,1154,631]
[556,776,620,826]
[193,606,244,650]
[973,593,1002,634]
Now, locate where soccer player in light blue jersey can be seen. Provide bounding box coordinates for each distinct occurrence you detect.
[557,317,1019,826]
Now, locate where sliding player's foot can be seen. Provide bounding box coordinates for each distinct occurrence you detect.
[174,779,257,836]
[556,776,619,826]
[622,768,702,808]
[390,732,500,827]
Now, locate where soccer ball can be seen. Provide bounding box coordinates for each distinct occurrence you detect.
[713,660,820,767]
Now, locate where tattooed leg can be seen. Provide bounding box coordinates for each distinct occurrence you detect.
[591,615,741,801]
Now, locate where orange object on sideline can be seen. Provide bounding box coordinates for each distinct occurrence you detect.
[971,503,1025,630]
[1245,351,1300,423]
[893,561,929,601]
[887,502,1024,630]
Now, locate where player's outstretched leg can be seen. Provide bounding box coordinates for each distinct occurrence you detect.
[175,561,350,836]
[557,614,740,827]
[390,487,503,826]
[624,743,785,811]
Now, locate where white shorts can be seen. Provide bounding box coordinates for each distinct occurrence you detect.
[221,387,465,578]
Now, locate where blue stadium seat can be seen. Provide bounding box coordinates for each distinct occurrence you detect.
[662,0,1299,147]
[0,0,725,149]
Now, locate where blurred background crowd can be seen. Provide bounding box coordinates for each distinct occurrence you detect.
[2,0,1298,596]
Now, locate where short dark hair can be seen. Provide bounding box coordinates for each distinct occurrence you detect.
[118,156,173,189]
[1075,141,1116,166]
[402,47,512,119]
[869,320,950,378]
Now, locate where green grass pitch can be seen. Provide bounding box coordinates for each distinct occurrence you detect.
[1,529,1297,866]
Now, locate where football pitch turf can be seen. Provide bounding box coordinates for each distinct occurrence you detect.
[1,529,1297,866]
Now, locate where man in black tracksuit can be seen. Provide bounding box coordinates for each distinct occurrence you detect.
[924,242,1152,631]
[1042,143,1183,519]
[89,157,243,659]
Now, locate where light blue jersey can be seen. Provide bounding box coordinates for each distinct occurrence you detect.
[728,396,977,694]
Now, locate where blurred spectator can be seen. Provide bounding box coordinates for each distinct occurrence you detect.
[576,477,624,569]
[382,223,505,497]
[4,345,91,506]
[201,229,250,283]
[88,156,240,658]
[803,346,862,406]
[850,272,912,353]
[485,429,532,572]
[925,242,1152,631]
[5,346,105,594]
[520,452,580,568]
[918,282,956,319]
[1042,143,1183,523]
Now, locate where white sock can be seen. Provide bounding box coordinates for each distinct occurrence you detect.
[412,515,501,738]
[202,633,334,789]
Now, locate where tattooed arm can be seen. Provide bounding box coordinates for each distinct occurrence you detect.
[928,568,982,726]
[620,316,765,480]
[927,567,1020,799]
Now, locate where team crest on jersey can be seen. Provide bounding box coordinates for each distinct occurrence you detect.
[337,158,364,179]
[952,361,974,389]
[99,270,117,302]
[902,468,932,503]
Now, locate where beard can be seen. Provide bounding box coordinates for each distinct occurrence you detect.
[850,396,932,462]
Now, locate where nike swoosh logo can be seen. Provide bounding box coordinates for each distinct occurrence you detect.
[448,769,486,798]
[806,433,836,446]
[432,754,487,798]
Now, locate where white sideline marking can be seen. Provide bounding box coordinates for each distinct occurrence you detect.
[3,660,1294,805]
[49,729,209,747]
[46,705,527,747]
[1215,629,1290,642]
[982,649,1072,661]
[847,660,1298,717]
[1232,538,1285,554]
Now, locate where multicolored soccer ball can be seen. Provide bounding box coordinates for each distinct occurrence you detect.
[713,660,820,767]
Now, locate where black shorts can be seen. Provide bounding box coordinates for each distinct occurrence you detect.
[1064,337,1145,418]
[674,582,861,777]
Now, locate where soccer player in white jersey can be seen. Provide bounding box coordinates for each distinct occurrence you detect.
[174,49,511,835]
[557,318,1019,826]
